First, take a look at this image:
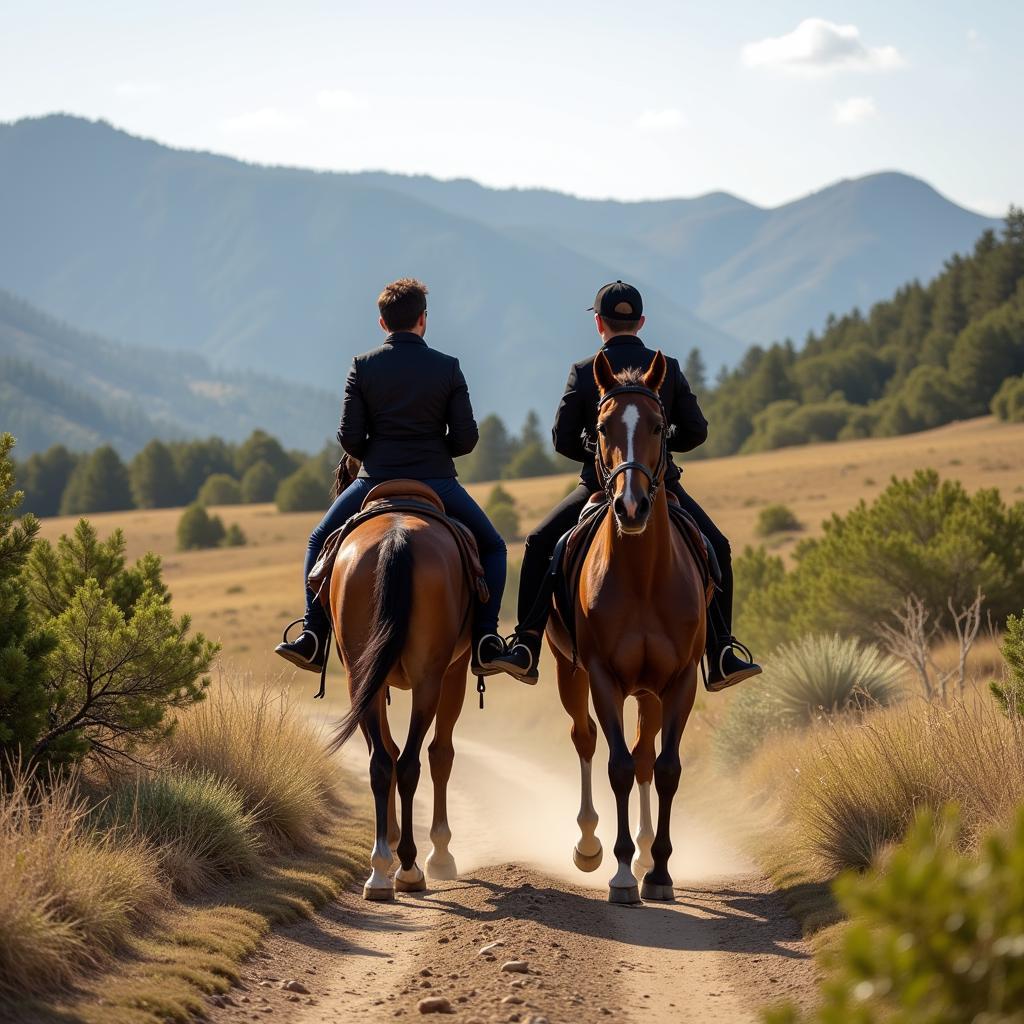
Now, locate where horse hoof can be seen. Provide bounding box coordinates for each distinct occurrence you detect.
[573,844,603,873]
[641,881,676,902]
[395,869,427,893]
[426,855,458,881]
[363,884,395,901]
[608,884,641,905]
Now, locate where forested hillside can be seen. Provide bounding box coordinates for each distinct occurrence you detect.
[0,289,338,454]
[696,211,1024,457]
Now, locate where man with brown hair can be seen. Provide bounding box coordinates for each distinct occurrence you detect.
[275,278,522,680]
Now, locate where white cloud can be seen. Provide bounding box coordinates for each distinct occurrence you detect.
[316,88,367,112]
[833,96,877,125]
[634,108,686,133]
[742,19,904,75]
[220,106,301,135]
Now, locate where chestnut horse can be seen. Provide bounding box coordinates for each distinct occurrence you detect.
[327,511,471,900]
[547,350,710,904]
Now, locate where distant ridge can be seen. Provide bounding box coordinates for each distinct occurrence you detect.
[0,114,999,424]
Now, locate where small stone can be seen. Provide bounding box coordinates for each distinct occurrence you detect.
[502,995,524,1005]
[420,980,433,988]
[509,979,526,988]
[283,980,310,994]
[478,940,505,956]
[420,968,433,977]
[526,1017,549,1024]
[286,995,300,1003]
[417,996,453,1015]
[438,936,449,944]
[500,961,529,974]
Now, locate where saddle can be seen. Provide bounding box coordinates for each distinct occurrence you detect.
[306,480,490,609]
[543,495,719,660]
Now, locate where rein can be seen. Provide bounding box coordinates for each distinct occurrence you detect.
[592,384,670,503]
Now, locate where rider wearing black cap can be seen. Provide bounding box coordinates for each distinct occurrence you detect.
[500,281,761,690]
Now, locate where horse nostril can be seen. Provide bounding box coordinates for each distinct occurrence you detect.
[637,496,651,520]
[613,496,627,520]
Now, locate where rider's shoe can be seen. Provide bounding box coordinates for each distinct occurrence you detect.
[471,633,509,678]
[275,621,328,673]
[488,631,540,684]
[705,637,761,692]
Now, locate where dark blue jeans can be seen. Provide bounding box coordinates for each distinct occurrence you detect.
[304,477,506,636]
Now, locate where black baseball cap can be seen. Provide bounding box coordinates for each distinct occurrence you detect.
[588,280,643,321]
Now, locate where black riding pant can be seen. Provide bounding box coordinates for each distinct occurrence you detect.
[516,481,734,639]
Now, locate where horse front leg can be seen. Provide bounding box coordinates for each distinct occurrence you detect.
[425,654,468,881]
[555,648,602,871]
[363,695,396,901]
[632,692,660,880]
[642,664,698,902]
[588,664,639,905]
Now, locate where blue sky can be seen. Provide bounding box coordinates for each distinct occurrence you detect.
[2,1,1020,214]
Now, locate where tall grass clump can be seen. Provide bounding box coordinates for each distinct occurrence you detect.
[715,634,905,766]
[751,694,1024,875]
[167,678,338,848]
[97,768,262,894]
[0,765,164,997]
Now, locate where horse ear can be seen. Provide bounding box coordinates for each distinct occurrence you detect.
[593,350,617,395]
[643,350,667,392]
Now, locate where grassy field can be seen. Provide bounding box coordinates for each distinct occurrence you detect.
[35,415,1024,677]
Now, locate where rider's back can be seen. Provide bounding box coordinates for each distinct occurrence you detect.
[339,332,478,480]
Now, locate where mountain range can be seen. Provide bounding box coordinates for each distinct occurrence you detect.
[0,114,1000,445]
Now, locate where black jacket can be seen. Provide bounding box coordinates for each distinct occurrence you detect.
[552,335,708,490]
[337,332,478,479]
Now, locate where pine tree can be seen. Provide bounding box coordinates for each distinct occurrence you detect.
[130,439,180,509]
[235,429,294,479]
[461,414,512,483]
[0,434,55,763]
[60,445,134,514]
[18,445,78,517]
[683,348,707,393]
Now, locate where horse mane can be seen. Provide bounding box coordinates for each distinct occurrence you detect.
[613,366,647,386]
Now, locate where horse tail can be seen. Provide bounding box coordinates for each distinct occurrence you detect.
[329,524,414,752]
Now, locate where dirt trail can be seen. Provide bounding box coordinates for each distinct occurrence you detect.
[206,863,814,1023]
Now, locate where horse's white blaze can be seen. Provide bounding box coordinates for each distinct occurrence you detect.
[634,781,655,878]
[621,403,640,517]
[576,757,601,857]
[366,834,394,891]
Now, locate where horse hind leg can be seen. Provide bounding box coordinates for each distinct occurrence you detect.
[363,697,396,901]
[555,648,602,872]
[378,713,401,854]
[425,654,468,881]
[632,692,660,881]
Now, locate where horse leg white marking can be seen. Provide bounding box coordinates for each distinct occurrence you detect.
[633,780,655,879]
[621,403,640,518]
[364,834,395,899]
[573,757,603,871]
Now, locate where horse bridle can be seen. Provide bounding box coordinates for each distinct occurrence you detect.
[592,384,670,504]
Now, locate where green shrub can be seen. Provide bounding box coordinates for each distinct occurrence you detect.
[714,634,904,766]
[990,611,1024,716]
[767,806,1024,1023]
[275,466,327,512]
[502,441,558,479]
[0,434,56,762]
[197,473,242,505]
[756,503,803,536]
[991,374,1024,422]
[740,470,1024,650]
[222,523,247,547]
[177,503,226,550]
[97,769,261,894]
[486,485,521,541]
[240,460,278,503]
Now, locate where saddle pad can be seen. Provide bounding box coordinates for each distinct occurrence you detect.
[306,488,489,609]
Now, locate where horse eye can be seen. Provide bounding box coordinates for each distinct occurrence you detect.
[653,423,664,435]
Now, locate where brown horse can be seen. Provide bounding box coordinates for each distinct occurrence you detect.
[547,350,711,904]
[327,510,471,900]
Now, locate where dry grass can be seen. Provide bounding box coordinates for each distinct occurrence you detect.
[747,694,1024,877]
[167,676,339,849]
[0,766,165,998]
